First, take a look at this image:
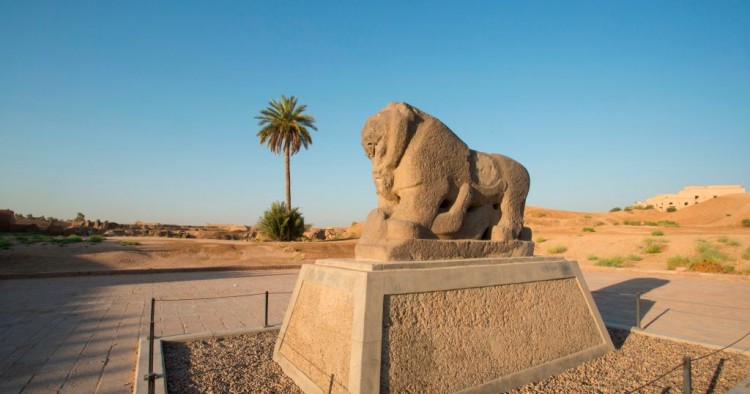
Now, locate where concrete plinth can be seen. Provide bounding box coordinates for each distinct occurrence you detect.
[273,257,613,394]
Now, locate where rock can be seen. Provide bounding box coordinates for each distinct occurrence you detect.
[304,228,326,240]
[44,221,65,236]
[0,209,15,232]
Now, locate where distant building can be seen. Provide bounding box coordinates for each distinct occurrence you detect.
[636,185,746,212]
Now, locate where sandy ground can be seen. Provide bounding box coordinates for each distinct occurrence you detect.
[1,193,748,276]
[0,237,357,274]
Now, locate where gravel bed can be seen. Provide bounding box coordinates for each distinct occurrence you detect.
[163,328,750,394]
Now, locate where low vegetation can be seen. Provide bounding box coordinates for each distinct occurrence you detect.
[0,239,12,250]
[657,220,680,228]
[666,240,734,273]
[535,237,547,243]
[716,236,741,247]
[56,235,83,245]
[582,227,595,233]
[88,235,105,244]
[256,201,307,241]
[641,238,666,254]
[666,206,677,213]
[547,245,567,254]
[609,207,621,212]
[626,254,643,261]
[742,219,750,228]
[667,255,691,270]
[119,241,141,246]
[596,256,625,267]
[587,255,598,261]
[651,230,664,236]
[743,247,750,260]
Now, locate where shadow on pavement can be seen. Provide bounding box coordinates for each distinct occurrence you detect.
[592,277,669,347]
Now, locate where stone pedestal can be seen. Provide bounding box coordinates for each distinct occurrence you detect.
[273,257,613,394]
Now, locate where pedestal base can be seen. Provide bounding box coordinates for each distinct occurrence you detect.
[273,257,613,394]
[354,239,534,261]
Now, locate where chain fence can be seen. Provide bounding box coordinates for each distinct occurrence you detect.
[144,288,749,394]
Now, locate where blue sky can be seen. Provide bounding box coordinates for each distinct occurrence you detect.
[1,1,748,226]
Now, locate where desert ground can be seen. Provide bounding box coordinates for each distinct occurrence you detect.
[1,193,749,277]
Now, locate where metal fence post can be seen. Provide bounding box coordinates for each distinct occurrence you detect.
[635,292,641,329]
[683,356,692,393]
[148,297,155,394]
[264,291,269,328]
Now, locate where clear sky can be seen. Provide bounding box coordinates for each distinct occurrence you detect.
[1,1,749,227]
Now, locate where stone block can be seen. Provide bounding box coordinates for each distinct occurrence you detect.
[274,257,613,393]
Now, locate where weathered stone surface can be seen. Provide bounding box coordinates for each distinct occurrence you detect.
[274,257,613,393]
[357,102,531,261]
[277,281,354,394]
[381,278,602,393]
[355,238,533,261]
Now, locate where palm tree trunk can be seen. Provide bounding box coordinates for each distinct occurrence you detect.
[284,144,292,241]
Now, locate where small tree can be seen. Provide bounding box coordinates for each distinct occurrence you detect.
[257,201,307,241]
[75,212,85,221]
[667,207,677,213]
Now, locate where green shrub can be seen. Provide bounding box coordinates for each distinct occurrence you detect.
[623,220,641,226]
[612,221,620,226]
[547,245,567,254]
[257,201,307,241]
[642,238,664,254]
[535,237,547,243]
[582,227,595,233]
[597,256,625,267]
[651,230,664,236]
[53,235,83,245]
[644,205,654,210]
[742,219,750,227]
[716,236,740,247]
[88,235,105,244]
[609,207,622,212]
[119,241,141,246]
[666,206,677,213]
[657,220,680,228]
[626,254,643,262]
[594,221,606,227]
[584,215,592,219]
[743,247,750,260]
[643,221,658,227]
[667,255,691,270]
[587,255,598,261]
[694,240,730,264]
[0,239,12,250]
[624,206,633,212]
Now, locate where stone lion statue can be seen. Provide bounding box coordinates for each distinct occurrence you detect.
[359,102,531,243]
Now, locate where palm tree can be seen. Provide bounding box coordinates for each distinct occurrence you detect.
[256,95,317,214]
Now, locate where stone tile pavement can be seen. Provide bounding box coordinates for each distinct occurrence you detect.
[0,270,298,394]
[0,268,748,393]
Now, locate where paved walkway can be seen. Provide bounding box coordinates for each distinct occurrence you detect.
[0,268,748,393]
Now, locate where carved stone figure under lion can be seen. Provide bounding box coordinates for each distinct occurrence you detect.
[355,102,534,261]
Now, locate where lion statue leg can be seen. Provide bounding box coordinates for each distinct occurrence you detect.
[490,155,531,241]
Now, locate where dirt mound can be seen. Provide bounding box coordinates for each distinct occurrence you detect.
[527,193,750,229]
[671,193,750,227]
